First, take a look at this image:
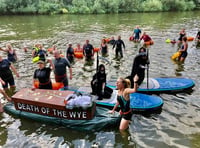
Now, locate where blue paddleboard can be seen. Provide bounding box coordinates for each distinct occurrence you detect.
[61,87,164,111]
[107,77,195,93]
[96,90,163,111]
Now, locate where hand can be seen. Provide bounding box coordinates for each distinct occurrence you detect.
[101,90,104,95]
[108,110,115,114]
[133,75,139,82]
[0,80,5,85]
[16,72,20,78]
[31,87,36,91]
[23,47,28,52]
[69,75,72,80]
[6,96,12,102]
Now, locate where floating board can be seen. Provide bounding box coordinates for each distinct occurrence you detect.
[96,90,163,111]
[107,77,195,93]
[61,87,163,111]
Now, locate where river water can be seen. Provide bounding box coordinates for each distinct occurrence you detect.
[0,11,200,148]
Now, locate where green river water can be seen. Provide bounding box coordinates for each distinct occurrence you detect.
[0,11,200,148]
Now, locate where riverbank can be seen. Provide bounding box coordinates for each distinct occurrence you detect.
[0,0,199,15]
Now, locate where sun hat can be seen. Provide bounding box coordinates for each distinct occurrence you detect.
[37,60,45,64]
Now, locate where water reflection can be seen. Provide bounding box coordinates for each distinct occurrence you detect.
[0,11,200,147]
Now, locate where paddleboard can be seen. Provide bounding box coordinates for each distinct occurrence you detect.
[61,87,164,112]
[96,90,163,111]
[107,77,195,93]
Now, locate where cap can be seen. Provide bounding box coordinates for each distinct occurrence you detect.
[37,60,45,64]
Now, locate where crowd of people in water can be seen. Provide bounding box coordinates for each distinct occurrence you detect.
[0,26,200,131]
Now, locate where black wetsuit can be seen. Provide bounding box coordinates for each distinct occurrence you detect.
[53,57,71,88]
[117,95,132,120]
[91,72,106,98]
[0,59,15,88]
[108,39,115,45]
[66,47,74,63]
[178,32,186,41]
[101,44,108,56]
[197,31,200,39]
[36,49,47,62]
[179,44,188,58]
[83,44,94,60]
[129,53,149,87]
[34,67,52,89]
[113,39,125,58]
[7,51,17,62]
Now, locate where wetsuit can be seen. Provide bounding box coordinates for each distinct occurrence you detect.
[108,39,115,45]
[66,47,74,63]
[83,44,94,60]
[113,39,125,58]
[53,57,71,88]
[180,44,188,58]
[178,32,186,41]
[7,51,17,62]
[101,44,108,56]
[197,31,200,39]
[35,49,47,62]
[91,71,106,98]
[134,28,141,40]
[34,67,52,89]
[129,53,149,87]
[0,59,15,88]
[117,95,132,120]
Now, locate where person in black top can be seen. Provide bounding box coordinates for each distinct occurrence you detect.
[0,55,19,97]
[32,44,48,62]
[177,28,186,45]
[113,36,125,58]
[196,30,200,47]
[66,43,74,63]
[109,77,137,131]
[53,50,72,90]
[83,40,94,61]
[0,44,17,63]
[32,60,54,90]
[100,39,108,57]
[91,64,113,99]
[108,36,115,45]
[91,64,106,98]
[127,47,149,88]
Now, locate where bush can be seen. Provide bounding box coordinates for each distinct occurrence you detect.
[38,1,61,14]
[0,0,198,15]
[16,5,37,14]
[0,0,7,14]
[141,0,163,12]
[161,0,195,11]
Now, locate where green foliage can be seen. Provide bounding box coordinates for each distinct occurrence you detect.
[100,0,120,13]
[141,0,163,12]
[69,0,91,14]
[92,0,105,14]
[0,0,7,14]
[161,0,195,11]
[118,0,142,13]
[38,1,60,14]
[16,5,37,14]
[0,0,198,15]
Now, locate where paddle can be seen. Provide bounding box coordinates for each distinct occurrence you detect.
[146,48,149,90]
[94,51,99,94]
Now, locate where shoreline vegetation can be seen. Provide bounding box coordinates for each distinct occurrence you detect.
[0,0,200,15]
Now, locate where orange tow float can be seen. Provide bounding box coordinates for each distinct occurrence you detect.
[34,81,64,90]
[144,40,154,45]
